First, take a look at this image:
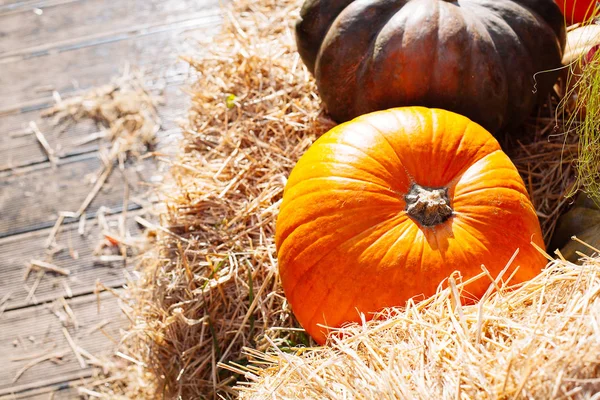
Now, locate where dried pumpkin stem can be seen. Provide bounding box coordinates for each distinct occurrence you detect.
[405,183,453,227]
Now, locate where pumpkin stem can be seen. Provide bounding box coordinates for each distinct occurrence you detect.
[405,184,453,227]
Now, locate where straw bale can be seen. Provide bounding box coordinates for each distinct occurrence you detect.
[237,257,600,399]
[106,0,589,398]
[111,0,333,397]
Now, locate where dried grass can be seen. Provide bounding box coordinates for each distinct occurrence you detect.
[42,65,161,158]
[104,0,596,398]
[7,67,165,397]
[508,112,578,244]
[38,66,162,256]
[236,256,600,399]
[108,0,333,397]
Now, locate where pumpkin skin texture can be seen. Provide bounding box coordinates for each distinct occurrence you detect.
[296,0,566,134]
[555,0,597,24]
[275,107,547,344]
[550,193,600,263]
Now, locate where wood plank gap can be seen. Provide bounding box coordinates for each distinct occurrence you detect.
[0,206,146,246]
[0,145,103,173]
[0,369,94,397]
[0,381,84,400]
[0,290,126,395]
[0,74,187,117]
[0,11,222,62]
[0,0,81,16]
[0,208,148,311]
[1,125,180,174]
[1,283,126,319]
[0,203,143,240]
[0,151,103,178]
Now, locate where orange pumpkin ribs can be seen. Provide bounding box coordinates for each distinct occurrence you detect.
[275,107,546,344]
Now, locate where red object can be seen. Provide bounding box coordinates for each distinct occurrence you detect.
[556,0,598,24]
[585,44,600,63]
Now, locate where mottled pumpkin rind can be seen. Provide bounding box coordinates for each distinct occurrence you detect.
[275,107,547,344]
[550,193,600,263]
[296,0,566,134]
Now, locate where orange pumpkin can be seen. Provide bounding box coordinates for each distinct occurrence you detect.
[275,107,547,344]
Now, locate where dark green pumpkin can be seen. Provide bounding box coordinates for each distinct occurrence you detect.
[550,193,600,263]
[296,0,566,134]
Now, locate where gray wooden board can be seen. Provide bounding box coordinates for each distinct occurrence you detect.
[0,383,104,400]
[0,152,159,238]
[0,83,188,171]
[0,209,143,311]
[0,19,220,113]
[0,374,92,400]
[0,0,220,55]
[0,291,127,396]
[0,1,82,14]
[0,385,82,400]
[0,0,225,395]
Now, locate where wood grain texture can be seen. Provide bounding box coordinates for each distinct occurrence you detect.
[0,0,225,394]
[0,291,127,396]
[0,83,187,171]
[0,22,219,113]
[0,153,158,238]
[0,385,81,400]
[0,0,219,54]
[0,209,143,310]
[0,1,81,15]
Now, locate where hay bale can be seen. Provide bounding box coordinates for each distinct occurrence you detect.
[114,0,333,397]
[237,256,600,399]
[108,0,587,397]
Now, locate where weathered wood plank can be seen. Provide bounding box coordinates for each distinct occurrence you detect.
[0,0,80,15]
[0,208,144,310]
[0,0,47,12]
[0,1,84,23]
[0,1,225,396]
[0,82,187,171]
[0,291,127,396]
[0,382,118,400]
[0,152,158,238]
[0,384,81,400]
[0,16,220,112]
[0,0,219,54]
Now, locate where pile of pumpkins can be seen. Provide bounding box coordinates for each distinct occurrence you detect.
[274,0,599,344]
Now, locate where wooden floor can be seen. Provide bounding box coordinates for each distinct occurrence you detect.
[0,0,222,397]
